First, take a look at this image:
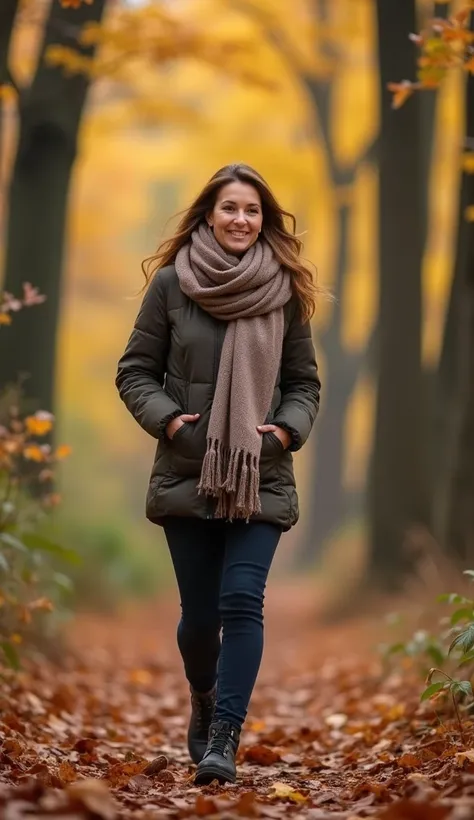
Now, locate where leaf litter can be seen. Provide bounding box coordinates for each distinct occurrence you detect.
[1,582,474,818]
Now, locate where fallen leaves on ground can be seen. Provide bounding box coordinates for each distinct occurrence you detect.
[1,583,474,818]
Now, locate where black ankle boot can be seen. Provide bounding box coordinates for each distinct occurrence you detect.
[187,685,216,764]
[194,720,240,785]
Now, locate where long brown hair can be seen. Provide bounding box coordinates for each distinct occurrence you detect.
[142,163,321,322]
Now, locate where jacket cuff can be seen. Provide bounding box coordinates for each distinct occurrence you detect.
[157,409,182,441]
[271,421,302,452]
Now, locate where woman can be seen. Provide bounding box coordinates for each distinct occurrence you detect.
[116,163,321,785]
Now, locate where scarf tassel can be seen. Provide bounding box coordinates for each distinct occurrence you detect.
[198,439,261,521]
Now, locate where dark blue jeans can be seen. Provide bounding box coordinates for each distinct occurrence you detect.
[163,517,282,730]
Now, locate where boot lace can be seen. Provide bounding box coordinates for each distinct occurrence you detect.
[208,723,234,756]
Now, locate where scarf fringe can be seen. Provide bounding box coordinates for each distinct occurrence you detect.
[198,438,262,521]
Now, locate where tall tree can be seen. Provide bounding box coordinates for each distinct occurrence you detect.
[433,14,474,565]
[367,0,428,587]
[0,0,19,180]
[0,0,107,413]
[419,2,449,244]
[237,0,377,565]
[295,0,377,567]
[0,0,18,82]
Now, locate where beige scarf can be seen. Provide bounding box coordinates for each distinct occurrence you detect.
[175,222,292,520]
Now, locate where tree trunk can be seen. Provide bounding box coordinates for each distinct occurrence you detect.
[0,0,107,413]
[0,0,19,180]
[295,0,376,567]
[296,181,367,567]
[0,0,18,78]
[419,2,448,246]
[417,2,450,506]
[434,23,474,564]
[367,0,428,587]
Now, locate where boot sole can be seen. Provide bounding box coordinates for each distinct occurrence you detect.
[194,765,236,785]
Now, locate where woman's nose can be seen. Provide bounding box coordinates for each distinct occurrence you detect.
[234,212,247,226]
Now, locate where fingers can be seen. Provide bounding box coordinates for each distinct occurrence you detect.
[257,424,276,433]
[180,413,200,423]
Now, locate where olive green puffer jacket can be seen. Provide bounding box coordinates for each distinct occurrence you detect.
[116,265,320,531]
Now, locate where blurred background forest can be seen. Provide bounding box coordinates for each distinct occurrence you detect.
[1,0,473,639]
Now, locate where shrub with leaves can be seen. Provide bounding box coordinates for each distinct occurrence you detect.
[0,287,77,668]
[0,405,78,669]
[0,406,78,669]
[381,571,474,739]
[381,624,448,673]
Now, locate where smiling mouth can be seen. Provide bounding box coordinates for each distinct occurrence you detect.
[228,231,249,238]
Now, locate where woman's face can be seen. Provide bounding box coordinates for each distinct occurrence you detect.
[208,181,263,255]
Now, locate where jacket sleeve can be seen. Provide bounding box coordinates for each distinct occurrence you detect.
[271,299,321,452]
[115,272,182,440]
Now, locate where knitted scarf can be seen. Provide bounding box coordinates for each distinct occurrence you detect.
[175,222,292,520]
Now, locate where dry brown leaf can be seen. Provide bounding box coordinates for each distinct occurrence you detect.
[128,668,153,685]
[353,780,390,801]
[58,760,77,784]
[72,737,97,755]
[104,760,145,787]
[142,754,168,776]
[244,744,281,765]
[268,781,307,803]
[154,769,175,784]
[455,749,474,766]
[376,799,451,819]
[398,752,422,769]
[234,791,260,816]
[4,588,474,820]
[127,774,150,792]
[194,793,220,816]
[67,779,117,820]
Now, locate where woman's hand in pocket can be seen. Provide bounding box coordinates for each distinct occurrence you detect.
[256,423,291,450]
[166,414,200,440]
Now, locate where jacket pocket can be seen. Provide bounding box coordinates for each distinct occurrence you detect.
[170,421,191,451]
[261,431,284,457]
[168,421,205,465]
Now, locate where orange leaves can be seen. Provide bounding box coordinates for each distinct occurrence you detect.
[6,587,474,819]
[55,444,73,460]
[44,1,274,102]
[194,794,220,816]
[243,744,281,765]
[387,82,416,109]
[0,83,17,103]
[268,781,308,803]
[45,45,94,78]
[398,752,423,769]
[60,0,94,7]
[25,411,54,437]
[1,410,71,473]
[23,444,47,463]
[389,5,474,107]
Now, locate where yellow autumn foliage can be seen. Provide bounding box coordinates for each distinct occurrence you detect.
[4,0,465,553]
